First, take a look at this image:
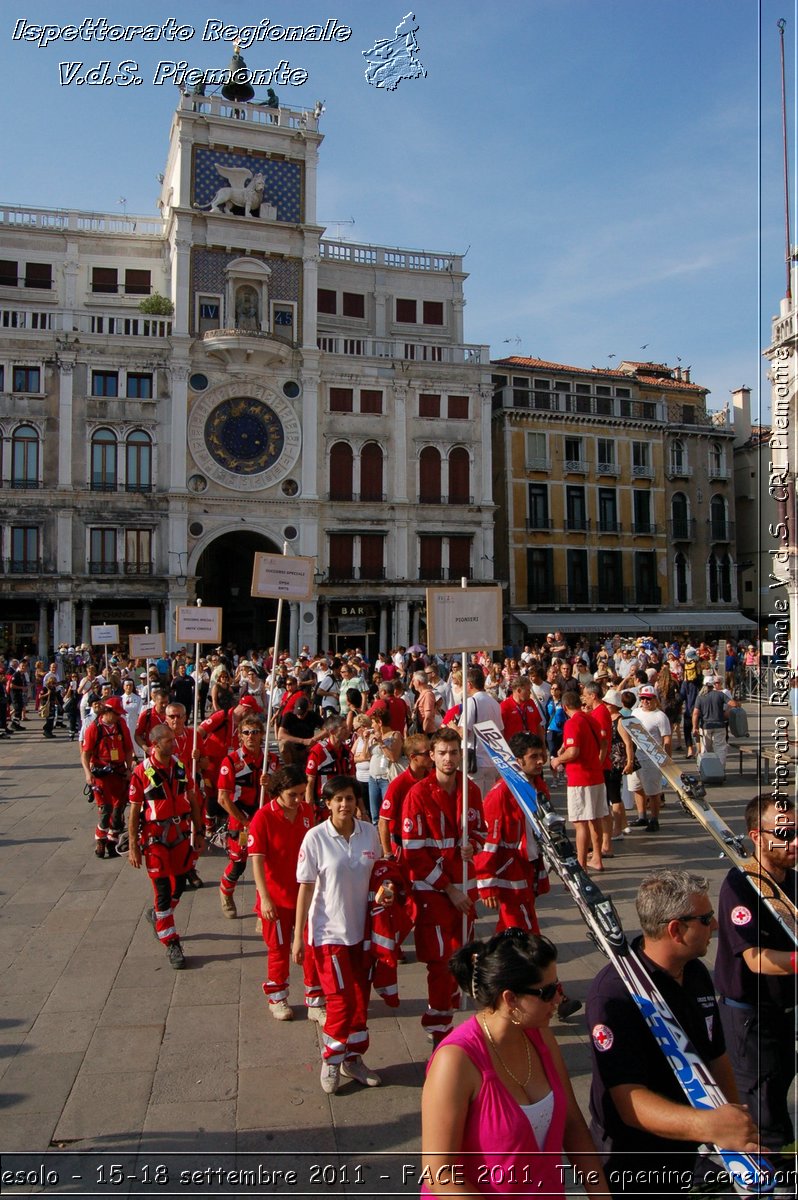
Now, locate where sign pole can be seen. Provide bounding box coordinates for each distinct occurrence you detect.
[144,625,152,701]
[261,541,289,806]
[191,599,202,851]
[460,575,469,950]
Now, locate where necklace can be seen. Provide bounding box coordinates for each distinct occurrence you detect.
[479,1015,533,1089]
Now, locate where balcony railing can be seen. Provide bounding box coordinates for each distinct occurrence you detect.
[0,202,163,237]
[596,462,620,476]
[597,521,622,534]
[563,459,589,474]
[526,517,553,531]
[6,559,43,574]
[631,464,654,478]
[125,482,153,493]
[418,568,474,581]
[632,522,658,535]
[708,466,730,481]
[565,517,591,532]
[525,457,551,473]
[669,518,697,540]
[317,334,488,364]
[708,520,735,542]
[327,567,387,582]
[8,479,41,489]
[124,562,154,575]
[667,461,692,479]
[89,481,118,492]
[89,562,119,575]
[329,491,388,503]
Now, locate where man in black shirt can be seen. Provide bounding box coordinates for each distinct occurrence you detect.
[586,868,758,1196]
[715,794,797,1159]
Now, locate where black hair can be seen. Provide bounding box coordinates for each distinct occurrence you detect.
[321,774,359,803]
[508,731,545,758]
[449,929,557,1009]
[267,764,307,796]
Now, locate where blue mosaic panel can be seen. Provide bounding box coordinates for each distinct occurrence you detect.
[194,147,302,223]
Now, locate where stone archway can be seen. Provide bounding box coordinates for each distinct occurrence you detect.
[195,529,282,653]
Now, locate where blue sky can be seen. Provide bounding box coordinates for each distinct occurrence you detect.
[3,0,794,417]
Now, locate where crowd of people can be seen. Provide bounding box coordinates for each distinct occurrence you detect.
[2,630,794,1195]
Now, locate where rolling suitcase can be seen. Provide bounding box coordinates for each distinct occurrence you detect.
[697,751,725,785]
[727,707,749,738]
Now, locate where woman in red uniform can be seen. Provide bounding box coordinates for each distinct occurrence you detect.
[217,713,265,919]
[248,765,324,1022]
[127,723,204,969]
[80,696,134,858]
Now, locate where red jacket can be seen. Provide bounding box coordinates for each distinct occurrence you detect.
[402,772,486,900]
[475,779,536,904]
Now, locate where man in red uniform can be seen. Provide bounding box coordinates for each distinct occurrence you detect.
[165,702,205,888]
[199,695,258,837]
[217,713,265,919]
[377,733,432,857]
[248,764,324,1021]
[366,681,409,735]
[127,723,204,969]
[305,717,354,821]
[81,696,134,857]
[134,687,169,754]
[402,726,486,1045]
[499,676,543,740]
[582,681,614,861]
[551,689,608,871]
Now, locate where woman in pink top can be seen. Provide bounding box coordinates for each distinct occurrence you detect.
[421,930,607,1198]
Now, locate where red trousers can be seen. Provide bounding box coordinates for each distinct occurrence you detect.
[313,943,371,1063]
[261,906,323,1008]
[494,891,540,935]
[413,893,473,1036]
[93,774,128,847]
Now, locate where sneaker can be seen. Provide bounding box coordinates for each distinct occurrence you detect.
[307,1006,327,1024]
[94,841,106,858]
[145,907,160,942]
[557,996,582,1020]
[166,940,185,970]
[645,819,660,833]
[270,1000,294,1021]
[631,816,649,828]
[320,1061,341,1094]
[341,1055,381,1087]
[219,889,237,919]
[620,826,632,836]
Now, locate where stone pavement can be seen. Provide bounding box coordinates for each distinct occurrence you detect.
[0,704,780,1195]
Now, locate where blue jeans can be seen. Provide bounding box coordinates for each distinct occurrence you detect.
[368,776,389,823]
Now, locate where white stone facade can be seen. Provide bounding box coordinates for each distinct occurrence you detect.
[0,94,493,659]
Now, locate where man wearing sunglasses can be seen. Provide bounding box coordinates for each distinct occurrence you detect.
[586,868,758,1194]
[715,795,797,1163]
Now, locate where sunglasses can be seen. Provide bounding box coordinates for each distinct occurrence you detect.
[759,826,797,843]
[673,911,715,927]
[524,981,562,1002]
[240,729,263,737]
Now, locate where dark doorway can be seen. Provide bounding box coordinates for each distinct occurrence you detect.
[195,530,282,653]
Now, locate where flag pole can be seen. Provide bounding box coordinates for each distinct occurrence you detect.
[261,541,288,806]
[460,575,470,949]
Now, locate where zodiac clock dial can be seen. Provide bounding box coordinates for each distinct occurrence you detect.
[203,397,285,475]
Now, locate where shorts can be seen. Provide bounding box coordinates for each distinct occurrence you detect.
[627,763,663,797]
[566,783,608,822]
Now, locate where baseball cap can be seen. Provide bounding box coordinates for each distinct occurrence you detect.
[637,685,657,698]
[102,697,124,715]
[238,695,261,712]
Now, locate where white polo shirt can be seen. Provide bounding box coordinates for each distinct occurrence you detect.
[296,818,381,947]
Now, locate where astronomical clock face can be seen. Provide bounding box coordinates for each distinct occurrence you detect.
[187,383,301,492]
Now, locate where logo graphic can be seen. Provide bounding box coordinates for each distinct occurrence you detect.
[731,905,752,926]
[403,817,414,834]
[591,1024,614,1051]
[362,12,427,90]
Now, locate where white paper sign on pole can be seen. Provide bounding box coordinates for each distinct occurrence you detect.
[251,552,315,601]
[425,587,503,655]
[91,624,119,646]
[129,632,166,658]
[175,606,222,645]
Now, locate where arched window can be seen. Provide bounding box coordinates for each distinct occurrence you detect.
[710,441,724,474]
[448,446,470,504]
[675,551,688,603]
[329,441,354,501]
[125,430,152,492]
[709,494,727,541]
[90,428,117,491]
[419,446,441,503]
[11,424,39,488]
[671,492,688,539]
[360,442,383,502]
[670,439,685,472]
[708,553,732,603]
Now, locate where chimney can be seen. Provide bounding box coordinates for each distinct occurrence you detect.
[674,366,682,381]
[683,366,690,383]
[732,387,751,446]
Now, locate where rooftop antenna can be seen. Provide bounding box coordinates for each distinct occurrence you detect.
[778,19,792,300]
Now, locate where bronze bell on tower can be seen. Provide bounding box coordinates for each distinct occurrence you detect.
[221,42,255,104]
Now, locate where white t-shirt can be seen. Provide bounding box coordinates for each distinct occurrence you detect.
[296,818,381,946]
[631,705,671,745]
[464,690,504,771]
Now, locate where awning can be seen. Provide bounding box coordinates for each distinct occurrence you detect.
[511,610,758,635]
